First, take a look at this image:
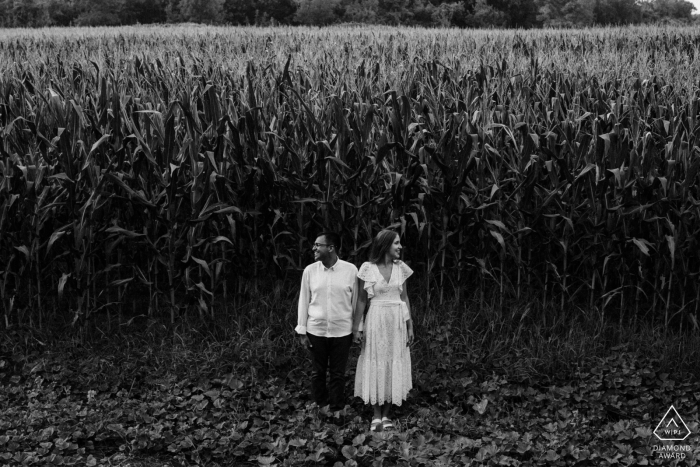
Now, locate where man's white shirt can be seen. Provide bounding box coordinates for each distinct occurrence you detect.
[296,258,359,337]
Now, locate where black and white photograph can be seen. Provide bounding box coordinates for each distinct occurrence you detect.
[1,0,700,465]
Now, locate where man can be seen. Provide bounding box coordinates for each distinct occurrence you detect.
[296,232,358,412]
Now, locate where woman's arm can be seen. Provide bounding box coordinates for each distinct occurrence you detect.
[400,286,414,345]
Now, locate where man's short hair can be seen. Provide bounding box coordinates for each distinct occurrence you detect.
[319,231,341,250]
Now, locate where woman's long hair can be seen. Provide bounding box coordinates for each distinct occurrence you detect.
[368,230,399,264]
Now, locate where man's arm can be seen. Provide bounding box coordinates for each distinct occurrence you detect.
[296,268,313,348]
[350,267,359,321]
[353,278,367,342]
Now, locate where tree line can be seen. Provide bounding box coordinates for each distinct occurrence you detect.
[0,0,696,28]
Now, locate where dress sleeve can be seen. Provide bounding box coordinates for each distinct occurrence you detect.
[357,262,376,299]
[398,261,414,294]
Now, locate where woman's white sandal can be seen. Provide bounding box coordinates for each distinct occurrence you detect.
[381,417,394,430]
[370,418,383,432]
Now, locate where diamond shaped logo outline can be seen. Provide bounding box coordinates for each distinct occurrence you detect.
[654,405,691,441]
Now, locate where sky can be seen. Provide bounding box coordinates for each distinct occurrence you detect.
[692,0,700,14]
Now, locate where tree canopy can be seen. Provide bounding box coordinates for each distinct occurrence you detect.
[0,0,696,27]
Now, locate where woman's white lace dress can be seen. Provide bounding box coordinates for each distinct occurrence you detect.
[354,260,413,406]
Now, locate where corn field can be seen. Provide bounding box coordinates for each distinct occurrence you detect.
[2,25,700,331]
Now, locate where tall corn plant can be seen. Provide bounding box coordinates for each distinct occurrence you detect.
[2,26,700,333]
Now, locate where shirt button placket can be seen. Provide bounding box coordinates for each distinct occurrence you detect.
[327,268,331,335]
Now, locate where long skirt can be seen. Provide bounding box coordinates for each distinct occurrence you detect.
[354,301,412,406]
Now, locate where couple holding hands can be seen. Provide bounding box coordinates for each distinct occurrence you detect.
[296,230,414,432]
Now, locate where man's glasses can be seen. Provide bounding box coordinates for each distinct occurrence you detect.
[312,243,333,249]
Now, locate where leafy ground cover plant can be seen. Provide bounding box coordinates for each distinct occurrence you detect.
[1,294,699,466]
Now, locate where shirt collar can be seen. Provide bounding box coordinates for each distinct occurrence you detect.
[322,257,340,271]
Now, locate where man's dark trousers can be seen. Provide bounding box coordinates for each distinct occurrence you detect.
[306,333,353,411]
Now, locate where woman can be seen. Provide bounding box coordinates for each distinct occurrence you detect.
[352,230,414,432]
